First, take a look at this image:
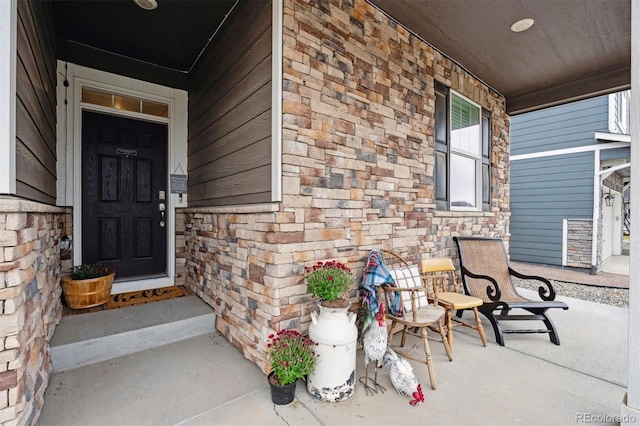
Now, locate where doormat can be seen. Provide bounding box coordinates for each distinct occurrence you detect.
[62,285,194,316]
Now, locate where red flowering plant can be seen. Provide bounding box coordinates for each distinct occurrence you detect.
[267,329,318,386]
[304,260,354,302]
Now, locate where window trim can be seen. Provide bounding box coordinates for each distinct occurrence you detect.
[434,83,491,212]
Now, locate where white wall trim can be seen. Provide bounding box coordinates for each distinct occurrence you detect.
[511,141,631,161]
[595,131,631,143]
[599,162,631,182]
[0,0,17,194]
[271,0,283,202]
[561,218,568,266]
[57,62,187,292]
[591,149,601,271]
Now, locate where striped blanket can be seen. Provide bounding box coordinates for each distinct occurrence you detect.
[360,249,402,318]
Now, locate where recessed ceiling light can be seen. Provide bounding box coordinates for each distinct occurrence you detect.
[510,18,534,33]
[134,0,158,10]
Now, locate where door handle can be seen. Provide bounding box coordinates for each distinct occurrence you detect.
[159,203,166,227]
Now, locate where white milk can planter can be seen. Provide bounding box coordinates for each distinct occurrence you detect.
[307,301,358,402]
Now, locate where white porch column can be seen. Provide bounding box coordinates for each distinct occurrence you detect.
[623,0,640,421]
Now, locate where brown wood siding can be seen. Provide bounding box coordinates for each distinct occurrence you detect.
[188,0,272,207]
[15,0,57,204]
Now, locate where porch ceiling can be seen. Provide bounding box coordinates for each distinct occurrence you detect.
[50,0,237,72]
[50,0,630,115]
[369,0,631,115]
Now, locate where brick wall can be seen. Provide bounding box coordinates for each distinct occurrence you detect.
[0,199,64,425]
[182,0,510,373]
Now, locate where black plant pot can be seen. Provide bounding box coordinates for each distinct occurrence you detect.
[268,372,297,405]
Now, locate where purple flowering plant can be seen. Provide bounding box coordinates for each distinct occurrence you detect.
[305,260,354,301]
[267,329,317,386]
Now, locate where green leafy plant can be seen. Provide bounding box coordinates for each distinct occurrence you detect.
[268,329,317,386]
[69,263,115,280]
[305,260,354,301]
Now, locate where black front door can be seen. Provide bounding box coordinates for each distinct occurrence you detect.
[82,111,167,279]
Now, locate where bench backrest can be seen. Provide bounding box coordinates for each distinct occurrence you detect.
[454,237,520,302]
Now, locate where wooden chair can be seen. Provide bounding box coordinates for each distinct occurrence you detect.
[453,237,569,346]
[419,257,487,353]
[379,250,452,390]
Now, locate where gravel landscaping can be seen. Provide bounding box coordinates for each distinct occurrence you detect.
[515,279,629,308]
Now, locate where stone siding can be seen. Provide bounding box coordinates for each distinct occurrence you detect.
[0,199,65,425]
[183,0,511,373]
[566,219,593,269]
[175,210,187,285]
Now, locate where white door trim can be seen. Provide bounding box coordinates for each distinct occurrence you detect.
[56,61,188,293]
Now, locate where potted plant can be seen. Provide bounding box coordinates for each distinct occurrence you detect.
[61,263,115,309]
[267,329,317,405]
[304,260,358,402]
[305,260,354,308]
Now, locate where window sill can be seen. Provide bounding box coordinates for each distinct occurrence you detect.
[433,210,494,217]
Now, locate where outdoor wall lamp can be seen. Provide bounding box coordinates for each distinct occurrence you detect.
[604,190,614,207]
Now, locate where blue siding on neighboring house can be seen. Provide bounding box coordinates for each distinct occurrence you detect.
[510,95,612,266]
[510,152,594,265]
[511,96,609,156]
[601,147,631,161]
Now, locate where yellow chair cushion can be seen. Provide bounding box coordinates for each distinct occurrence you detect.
[420,257,456,273]
[437,292,483,309]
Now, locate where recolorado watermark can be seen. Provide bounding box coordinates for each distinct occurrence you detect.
[576,413,637,423]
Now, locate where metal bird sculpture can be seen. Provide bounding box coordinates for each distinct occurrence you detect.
[360,301,388,395]
[382,347,424,405]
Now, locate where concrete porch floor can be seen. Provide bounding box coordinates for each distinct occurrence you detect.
[39,288,629,426]
[601,255,631,276]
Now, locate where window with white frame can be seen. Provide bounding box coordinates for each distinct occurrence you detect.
[434,82,491,211]
[608,90,631,135]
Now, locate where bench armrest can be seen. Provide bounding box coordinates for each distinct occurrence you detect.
[509,267,557,301]
[459,266,502,301]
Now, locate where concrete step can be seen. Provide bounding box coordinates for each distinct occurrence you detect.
[50,295,216,372]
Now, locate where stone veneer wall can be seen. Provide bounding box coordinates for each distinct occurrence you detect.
[182,0,510,373]
[0,198,64,425]
[566,219,593,269]
[175,210,187,286]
